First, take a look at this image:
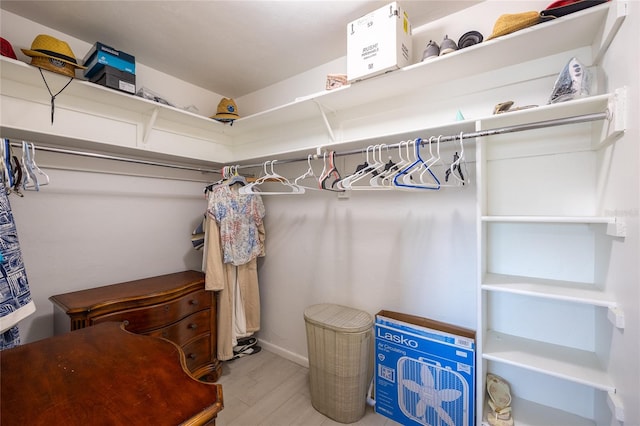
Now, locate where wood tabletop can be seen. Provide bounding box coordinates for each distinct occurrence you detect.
[0,321,223,426]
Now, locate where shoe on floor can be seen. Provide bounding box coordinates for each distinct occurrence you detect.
[232,345,262,360]
[233,337,257,354]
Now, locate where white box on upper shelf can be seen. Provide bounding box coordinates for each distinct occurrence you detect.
[347,1,412,82]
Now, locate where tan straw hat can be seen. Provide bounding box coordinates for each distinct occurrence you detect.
[21,34,86,78]
[211,98,239,122]
[487,11,541,40]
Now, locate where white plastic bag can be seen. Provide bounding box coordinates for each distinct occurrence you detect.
[548,57,592,104]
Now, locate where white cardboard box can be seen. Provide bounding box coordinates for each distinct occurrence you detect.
[347,2,412,82]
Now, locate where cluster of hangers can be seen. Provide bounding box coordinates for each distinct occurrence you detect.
[1,139,50,196]
[208,134,468,195]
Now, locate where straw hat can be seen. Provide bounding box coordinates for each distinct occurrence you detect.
[21,34,86,78]
[211,98,239,122]
[486,11,541,40]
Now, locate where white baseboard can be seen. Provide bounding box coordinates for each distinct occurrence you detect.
[258,339,309,368]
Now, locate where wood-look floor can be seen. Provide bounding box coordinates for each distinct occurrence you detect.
[215,347,401,426]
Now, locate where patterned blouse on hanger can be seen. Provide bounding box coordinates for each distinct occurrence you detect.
[207,184,265,266]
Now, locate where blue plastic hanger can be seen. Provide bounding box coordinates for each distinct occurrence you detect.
[393,138,440,190]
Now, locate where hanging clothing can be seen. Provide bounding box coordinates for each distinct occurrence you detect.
[204,184,265,361]
[0,185,36,349]
[207,184,265,266]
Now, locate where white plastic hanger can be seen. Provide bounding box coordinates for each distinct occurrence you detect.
[29,143,49,187]
[339,145,377,190]
[293,155,322,191]
[444,132,468,186]
[21,141,38,191]
[240,160,305,195]
[349,144,392,191]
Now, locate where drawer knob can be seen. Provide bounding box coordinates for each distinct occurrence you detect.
[188,353,197,360]
[190,299,199,306]
[188,323,197,329]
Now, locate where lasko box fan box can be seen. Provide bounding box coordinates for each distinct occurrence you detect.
[374,310,475,426]
[347,1,412,82]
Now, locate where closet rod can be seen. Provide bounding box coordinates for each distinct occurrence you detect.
[234,111,608,170]
[7,141,219,174]
[5,110,608,174]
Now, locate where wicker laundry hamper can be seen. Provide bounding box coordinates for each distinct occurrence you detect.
[304,303,374,423]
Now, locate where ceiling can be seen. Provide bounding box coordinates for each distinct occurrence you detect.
[1,1,481,98]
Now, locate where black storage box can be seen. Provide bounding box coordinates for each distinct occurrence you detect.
[90,65,136,94]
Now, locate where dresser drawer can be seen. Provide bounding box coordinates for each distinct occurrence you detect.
[182,334,212,372]
[91,290,211,333]
[146,309,211,346]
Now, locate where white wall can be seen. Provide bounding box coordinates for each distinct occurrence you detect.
[253,157,477,364]
[8,150,212,343]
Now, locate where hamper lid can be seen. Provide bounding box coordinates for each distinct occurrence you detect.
[304,303,373,332]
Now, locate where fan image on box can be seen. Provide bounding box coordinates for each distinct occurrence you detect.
[398,356,468,426]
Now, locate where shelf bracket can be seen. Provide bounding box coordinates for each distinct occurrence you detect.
[142,107,160,147]
[595,88,626,149]
[607,391,625,423]
[313,100,336,143]
[607,306,625,329]
[592,0,627,65]
[606,217,626,238]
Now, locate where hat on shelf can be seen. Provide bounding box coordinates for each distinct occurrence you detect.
[486,11,541,40]
[21,34,86,78]
[1,37,18,60]
[540,0,609,19]
[211,98,239,123]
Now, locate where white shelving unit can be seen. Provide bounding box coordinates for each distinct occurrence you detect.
[474,2,627,417]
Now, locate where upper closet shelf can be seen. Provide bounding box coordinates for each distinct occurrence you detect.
[233,0,624,136]
[0,0,625,165]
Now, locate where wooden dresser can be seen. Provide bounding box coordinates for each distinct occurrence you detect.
[50,270,221,382]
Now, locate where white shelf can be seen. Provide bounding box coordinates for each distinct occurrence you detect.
[481,216,615,224]
[481,273,616,308]
[483,331,615,392]
[0,56,228,134]
[482,397,595,426]
[235,1,614,134]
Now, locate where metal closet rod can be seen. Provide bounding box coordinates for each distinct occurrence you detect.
[5,111,607,174]
[234,111,608,170]
[7,141,219,174]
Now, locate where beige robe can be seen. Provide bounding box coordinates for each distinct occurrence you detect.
[204,214,265,361]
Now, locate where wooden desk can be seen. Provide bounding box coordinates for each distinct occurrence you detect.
[0,322,223,425]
